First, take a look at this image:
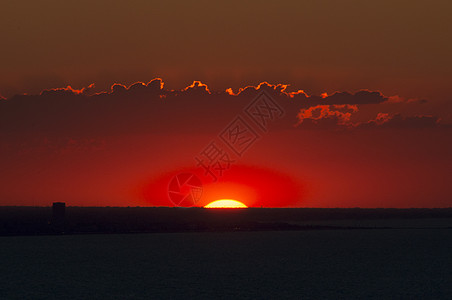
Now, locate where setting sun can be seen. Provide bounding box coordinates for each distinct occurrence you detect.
[204,199,248,209]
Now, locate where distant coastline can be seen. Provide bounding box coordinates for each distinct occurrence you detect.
[1,206,451,236]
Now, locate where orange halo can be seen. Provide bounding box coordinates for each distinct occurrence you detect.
[204,199,248,209]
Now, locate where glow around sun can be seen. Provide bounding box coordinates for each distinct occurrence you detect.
[204,199,248,209]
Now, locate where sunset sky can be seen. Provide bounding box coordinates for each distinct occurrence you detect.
[1,0,451,207]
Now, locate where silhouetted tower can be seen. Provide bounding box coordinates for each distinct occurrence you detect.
[52,202,65,233]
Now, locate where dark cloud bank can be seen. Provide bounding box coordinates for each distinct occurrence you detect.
[0,79,446,143]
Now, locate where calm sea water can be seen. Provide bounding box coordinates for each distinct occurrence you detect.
[0,230,451,299]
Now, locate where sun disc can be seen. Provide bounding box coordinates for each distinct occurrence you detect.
[204,199,248,208]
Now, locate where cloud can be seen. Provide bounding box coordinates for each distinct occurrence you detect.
[0,78,445,144]
[296,105,358,129]
[359,113,442,129]
[229,82,293,97]
[40,84,96,97]
[385,95,428,104]
[109,78,164,97]
[295,104,444,130]
[309,90,387,105]
[181,80,211,95]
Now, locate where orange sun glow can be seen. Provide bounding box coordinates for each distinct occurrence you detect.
[204,199,248,209]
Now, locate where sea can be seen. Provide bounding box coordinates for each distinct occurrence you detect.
[0,229,451,299]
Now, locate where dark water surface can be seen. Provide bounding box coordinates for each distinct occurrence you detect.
[1,230,451,299]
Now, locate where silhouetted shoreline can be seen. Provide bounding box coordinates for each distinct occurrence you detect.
[1,206,451,236]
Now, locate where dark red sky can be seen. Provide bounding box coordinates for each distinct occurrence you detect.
[0,1,451,207]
